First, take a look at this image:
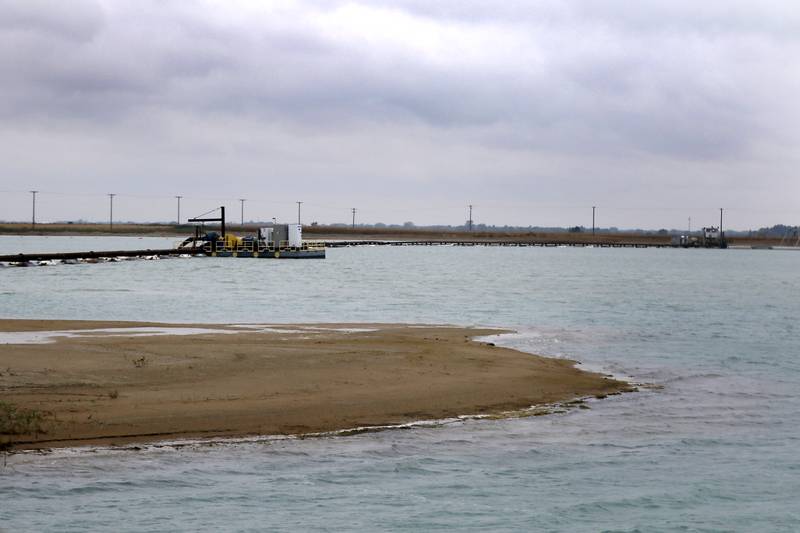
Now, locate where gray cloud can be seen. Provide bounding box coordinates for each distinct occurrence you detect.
[0,0,104,41]
[0,0,798,228]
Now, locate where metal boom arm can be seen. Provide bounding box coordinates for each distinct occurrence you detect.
[187,206,226,237]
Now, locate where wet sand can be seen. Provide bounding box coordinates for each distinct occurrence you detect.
[0,320,632,451]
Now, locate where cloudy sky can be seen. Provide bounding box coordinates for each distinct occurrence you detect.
[1,0,798,229]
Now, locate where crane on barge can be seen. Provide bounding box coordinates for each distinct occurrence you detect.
[181,206,325,259]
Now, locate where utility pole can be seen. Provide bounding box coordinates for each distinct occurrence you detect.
[297,201,303,225]
[239,198,246,226]
[108,193,115,231]
[30,190,38,229]
[351,208,356,229]
[592,206,596,237]
[719,208,724,248]
[688,216,691,234]
[468,204,473,232]
[175,195,182,225]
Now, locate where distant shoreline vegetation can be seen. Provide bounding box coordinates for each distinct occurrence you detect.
[0,221,796,239]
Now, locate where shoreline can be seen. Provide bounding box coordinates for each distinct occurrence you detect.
[0,320,634,451]
[0,224,786,247]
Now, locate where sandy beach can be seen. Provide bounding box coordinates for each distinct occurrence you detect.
[0,320,632,451]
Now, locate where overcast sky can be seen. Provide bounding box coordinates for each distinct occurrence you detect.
[1,0,798,229]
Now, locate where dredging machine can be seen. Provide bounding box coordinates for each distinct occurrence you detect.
[179,206,325,259]
[0,206,324,266]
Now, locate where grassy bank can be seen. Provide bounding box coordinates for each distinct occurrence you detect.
[0,222,788,247]
[0,222,190,236]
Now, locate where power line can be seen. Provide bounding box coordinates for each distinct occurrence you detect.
[0,187,796,214]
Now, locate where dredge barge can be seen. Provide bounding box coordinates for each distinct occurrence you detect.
[183,206,325,259]
[0,206,325,265]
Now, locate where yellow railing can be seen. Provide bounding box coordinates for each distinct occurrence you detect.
[202,239,325,253]
[274,240,326,250]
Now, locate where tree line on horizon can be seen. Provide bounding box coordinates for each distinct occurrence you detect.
[1,219,796,238]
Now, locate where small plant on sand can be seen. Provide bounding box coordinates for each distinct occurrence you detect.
[108,390,119,399]
[0,401,49,447]
[132,356,148,368]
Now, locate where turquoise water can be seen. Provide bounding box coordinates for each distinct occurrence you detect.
[1,237,799,531]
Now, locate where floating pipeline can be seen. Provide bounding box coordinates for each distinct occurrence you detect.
[0,244,325,265]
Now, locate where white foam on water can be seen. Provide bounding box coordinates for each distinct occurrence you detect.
[477,329,639,385]
[6,401,578,461]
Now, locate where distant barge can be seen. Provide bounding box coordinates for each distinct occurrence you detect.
[670,226,728,249]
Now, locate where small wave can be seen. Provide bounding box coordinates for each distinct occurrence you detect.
[661,373,725,384]
[78,288,135,293]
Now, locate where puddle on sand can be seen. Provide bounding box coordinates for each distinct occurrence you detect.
[0,327,241,345]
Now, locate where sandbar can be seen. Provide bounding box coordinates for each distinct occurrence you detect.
[0,319,632,451]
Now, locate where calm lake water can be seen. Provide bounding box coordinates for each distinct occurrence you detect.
[1,236,799,532]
